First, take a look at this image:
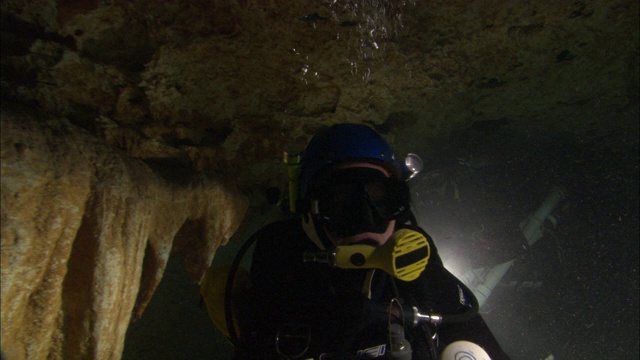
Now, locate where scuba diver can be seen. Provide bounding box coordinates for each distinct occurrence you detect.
[224,123,510,359]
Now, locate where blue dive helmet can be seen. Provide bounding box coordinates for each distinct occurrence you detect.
[297,123,409,211]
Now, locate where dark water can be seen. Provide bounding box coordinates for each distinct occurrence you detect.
[124,120,639,360]
[123,255,234,359]
[412,123,639,359]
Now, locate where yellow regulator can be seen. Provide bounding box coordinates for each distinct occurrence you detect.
[305,229,431,282]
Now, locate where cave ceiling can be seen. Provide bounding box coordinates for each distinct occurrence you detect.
[1,0,638,204]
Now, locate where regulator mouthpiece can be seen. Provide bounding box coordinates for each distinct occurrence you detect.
[305,229,430,281]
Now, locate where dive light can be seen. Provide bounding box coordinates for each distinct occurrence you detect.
[283,150,302,213]
[304,229,430,282]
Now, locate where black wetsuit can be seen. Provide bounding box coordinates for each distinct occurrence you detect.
[236,217,510,360]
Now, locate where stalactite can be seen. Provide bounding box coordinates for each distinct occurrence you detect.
[0,109,248,360]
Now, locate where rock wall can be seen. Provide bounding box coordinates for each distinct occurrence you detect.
[0,109,248,360]
[0,0,637,358]
[2,0,637,199]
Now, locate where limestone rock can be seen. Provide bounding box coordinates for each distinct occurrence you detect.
[0,1,638,356]
[2,0,637,193]
[0,109,248,360]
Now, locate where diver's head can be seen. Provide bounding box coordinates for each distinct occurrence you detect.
[298,123,414,248]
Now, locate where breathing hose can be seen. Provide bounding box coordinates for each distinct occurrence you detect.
[224,233,260,347]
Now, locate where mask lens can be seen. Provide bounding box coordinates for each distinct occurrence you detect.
[313,168,409,236]
[366,179,409,219]
[318,181,360,220]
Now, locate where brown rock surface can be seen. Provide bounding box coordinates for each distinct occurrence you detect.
[0,0,637,358]
[1,0,635,193]
[0,109,248,359]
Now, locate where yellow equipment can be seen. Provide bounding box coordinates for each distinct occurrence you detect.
[199,265,250,340]
[334,229,430,281]
[304,229,431,282]
[283,150,302,213]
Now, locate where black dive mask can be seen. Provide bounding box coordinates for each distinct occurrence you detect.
[310,167,410,238]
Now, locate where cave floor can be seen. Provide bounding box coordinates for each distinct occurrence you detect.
[123,122,639,360]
